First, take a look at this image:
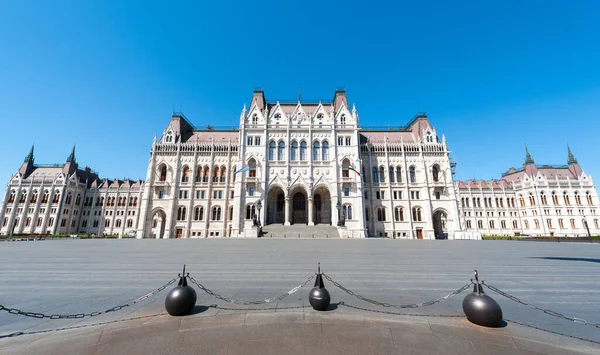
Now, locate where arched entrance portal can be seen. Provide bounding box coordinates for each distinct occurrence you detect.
[151,209,166,239]
[292,192,307,225]
[433,210,448,240]
[313,186,332,225]
[267,186,285,225]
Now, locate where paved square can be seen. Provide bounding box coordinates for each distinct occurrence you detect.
[1,239,599,344]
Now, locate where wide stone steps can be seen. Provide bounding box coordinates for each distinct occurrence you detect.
[261,224,340,238]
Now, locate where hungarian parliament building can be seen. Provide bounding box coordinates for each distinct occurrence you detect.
[1,89,598,239]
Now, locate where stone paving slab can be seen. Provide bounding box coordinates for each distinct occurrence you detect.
[1,311,599,355]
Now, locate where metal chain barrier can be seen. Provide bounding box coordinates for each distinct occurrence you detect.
[0,277,178,320]
[483,282,600,328]
[338,301,465,317]
[188,274,316,305]
[322,273,472,309]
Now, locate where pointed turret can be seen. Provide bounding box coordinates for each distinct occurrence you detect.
[567,146,583,177]
[523,145,538,177]
[67,145,76,163]
[524,146,534,164]
[19,144,35,177]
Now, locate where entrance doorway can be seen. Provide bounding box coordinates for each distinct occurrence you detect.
[266,187,285,225]
[312,186,332,225]
[433,210,448,239]
[416,228,423,240]
[151,209,166,239]
[292,192,307,225]
[176,228,183,239]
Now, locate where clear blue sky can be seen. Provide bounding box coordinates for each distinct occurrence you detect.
[1,0,599,189]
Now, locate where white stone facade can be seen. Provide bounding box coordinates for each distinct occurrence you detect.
[1,89,598,239]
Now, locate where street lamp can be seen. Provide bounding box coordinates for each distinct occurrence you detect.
[336,201,344,227]
[256,199,262,227]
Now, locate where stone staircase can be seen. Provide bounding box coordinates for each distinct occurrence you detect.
[260,224,340,238]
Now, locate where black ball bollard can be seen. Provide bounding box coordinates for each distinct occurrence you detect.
[462,270,503,327]
[165,265,197,316]
[309,263,331,311]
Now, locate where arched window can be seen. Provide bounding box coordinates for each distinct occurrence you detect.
[570,219,576,228]
[246,204,256,219]
[195,166,202,182]
[25,217,31,227]
[177,206,187,221]
[300,141,307,161]
[547,219,552,229]
[372,167,379,183]
[379,166,385,183]
[291,141,298,161]
[477,220,483,229]
[277,141,285,161]
[587,191,593,205]
[42,191,49,203]
[194,207,204,221]
[540,191,547,205]
[37,217,43,227]
[466,220,472,229]
[19,191,27,204]
[52,192,60,204]
[412,207,422,221]
[552,191,559,205]
[220,166,226,182]
[322,141,329,160]
[182,166,190,182]
[524,220,529,229]
[563,191,570,206]
[116,219,122,228]
[213,166,219,182]
[30,190,38,203]
[594,219,598,229]
[313,141,320,160]
[340,114,346,125]
[388,167,395,183]
[528,193,535,206]
[8,190,15,203]
[229,206,234,221]
[343,204,352,220]
[75,194,81,206]
[575,191,582,205]
[212,206,222,221]
[159,165,167,182]
[377,208,386,221]
[394,207,404,222]
[48,217,54,227]
[489,220,495,229]
[341,159,350,178]
[432,165,439,182]
[513,220,518,229]
[252,114,258,125]
[519,195,525,207]
[409,166,416,183]
[395,167,402,183]
[248,158,257,177]
[559,219,565,228]
[501,220,506,229]
[268,141,276,160]
[105,219,110,228]
[127,219,133,228]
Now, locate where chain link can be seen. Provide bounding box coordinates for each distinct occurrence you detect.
[322,273,472,309]
[188,274,316,305]
[483,282,600,328]
[339,302,465,317]
[0,277,178,320]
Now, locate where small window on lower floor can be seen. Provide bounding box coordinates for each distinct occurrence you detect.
[435,191,440,200]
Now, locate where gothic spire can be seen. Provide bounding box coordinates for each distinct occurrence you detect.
[67,145,76,163]
[24,144,34,163]
[524,145,534,164]
[567,146,578,164]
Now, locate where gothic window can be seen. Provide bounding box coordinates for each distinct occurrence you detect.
[75,194,81,206]
[30,191,38,203]
[182,166,190,182]
[394,207,404,222]
[248,158,257,177]
[246,204,256,220]
[177,206,187,221]
[372,168,378,184]
[194,206,204,220]
[412,207,422,222]
[212,206,222,221]
[563,191,570,206]
[268,141,276,160]
[300,141,307,160]
[340,114,346,125]
[213,166,219,182]
[220,166,226,182]
[104,219,110,228]
[274,113,281,120]
[203,166,210,182]
[25,217,31,227]
[409,166,416,183]
[229,206,233,221]
[159,165,167,182]
[313,141,320,160]
[513,220,518,229]
[594,219,599,229]
[540,191,547,205]
[547,219,552,229]
[501,220,507,229]
[575,191,582,205]
[466,220,472,229]
[42,191,49,203]
[252,114,258,125]
[388,167,395,183]
[490,220,495,229]
[379,166,385,183]
[37,217,43,227]
[529,193,535,206]
[395,167,402,183]
[322,141,329,161]
[343,204,353,220]
[432,165,440,182]
[8,190,15,203]
[116,219,122,228]
[523,220,529,229]
[19,191,26,204]
[341,159,350,178]
[570,219,576,229]
[278,141,285,161]
[377,208,386,221]
[127,219,133,228]
[477,220,483,229]
[519,195,525,207]
[291,141,298,161]
[426,132,433,143]
[587,191,593,205]
[52,192,60,204]
[552,191,558,205]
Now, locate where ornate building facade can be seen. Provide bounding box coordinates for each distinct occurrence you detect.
[1,89,598,239]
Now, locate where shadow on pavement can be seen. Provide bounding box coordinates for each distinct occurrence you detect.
[529,257,600,263]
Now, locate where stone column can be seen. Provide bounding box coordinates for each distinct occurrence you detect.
[308,197,314,226]
[284,197,290,225]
